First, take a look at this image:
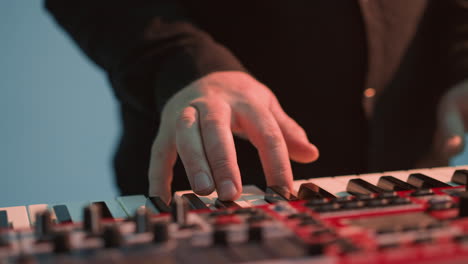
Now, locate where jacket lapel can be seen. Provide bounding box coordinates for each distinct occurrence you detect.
[358,0,428,115]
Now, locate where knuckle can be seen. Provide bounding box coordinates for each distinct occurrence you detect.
[294,126,308,139]
[176,107,197,130]
[269,166,290,181]
[234,101,262,117]
[201,114,225,130]
[205,139,225,156]
[259,129,284,150]
[210,156,233,175]
[178,149,206,169]
[190,98,210,109]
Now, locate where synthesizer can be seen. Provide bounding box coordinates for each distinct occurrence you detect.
[1,166,468,263]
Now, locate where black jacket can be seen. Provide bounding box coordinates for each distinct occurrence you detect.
[45,0,468,195]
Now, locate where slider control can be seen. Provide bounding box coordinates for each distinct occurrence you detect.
[103,225,124,248]
[153,222,169,244]
[53,231,72,253]
[459,192,468,218]
[83,204,101,235]
[248,226,263,243]
[171,196,189,226]
[213,228,228,246]
[135,207,151,233]
[35,211,53,240]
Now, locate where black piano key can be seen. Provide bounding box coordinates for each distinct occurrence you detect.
[346,179,386,195]
[265,186,298,203]
[0,211,9,229]
[377,176,418,191]
[298,182,336,200]
[53,205,73,223]
[215,199,241,209]
[407,173,451,189]
[147,196,171,213]
[91,202,113,219]
[452,170,468,187]
[181,193,209,210]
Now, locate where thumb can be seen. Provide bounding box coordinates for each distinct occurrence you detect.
[437,103,465,159]
[270,100,319,163]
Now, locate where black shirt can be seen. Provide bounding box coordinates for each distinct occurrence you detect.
[45,0,468,195]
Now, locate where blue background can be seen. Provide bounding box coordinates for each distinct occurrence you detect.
[0,1,467,207]
[0,1,118,206]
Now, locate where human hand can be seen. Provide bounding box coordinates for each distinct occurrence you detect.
[434,81,468,161]
[418,81,468,167]
[148,71,319,203]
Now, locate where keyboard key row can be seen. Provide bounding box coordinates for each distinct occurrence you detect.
[0,166,466,230]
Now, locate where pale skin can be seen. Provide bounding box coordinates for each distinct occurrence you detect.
[148,71,319,203]
[149,71,468,203]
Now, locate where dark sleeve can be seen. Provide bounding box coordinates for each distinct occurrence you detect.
[44,0,246,114]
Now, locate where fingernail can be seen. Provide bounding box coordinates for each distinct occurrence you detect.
[444,135,463,156]
[193,172,213,192]
[217,180,238,201]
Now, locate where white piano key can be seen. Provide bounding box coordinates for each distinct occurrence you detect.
[209,185,267,207]
[333,175,360,186]
[293,180,307,194]
[359,173,384,186]
[382,170,409,182]
[240,185,268,206]
[425,167,457,184]
[27,204,57,226]
[175,185,268,208]
[117,195,148,216]
[407,168,435,176]
[455,165,468,170]
[91,200,127,219]
[333,175,365,195]
[0,206,30,230]
[234,200,252,208]
[174,190,216,209]
[308,177,348,196]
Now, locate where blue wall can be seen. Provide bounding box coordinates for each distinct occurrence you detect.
[0,1,118,206]
[0,1,467,207]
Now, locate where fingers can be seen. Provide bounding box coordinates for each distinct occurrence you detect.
[270,100,319,163]
[150,100,243,202]
[237,106,294,190]
[437,103,466,158]
[193,101,242,201]
[148,124,178,204]
[175,106,216,196]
